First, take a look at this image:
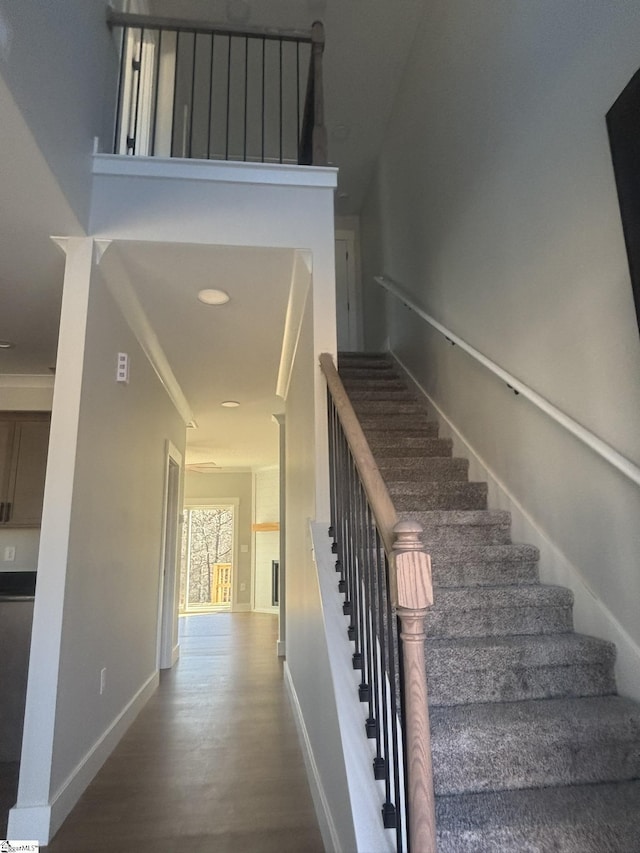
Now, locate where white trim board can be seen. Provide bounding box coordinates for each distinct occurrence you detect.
[8,672,159,844]
[391,350,640,703]
[93,154,338,189]
[284,661,342,853]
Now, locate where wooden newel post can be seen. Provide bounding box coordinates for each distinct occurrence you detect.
[393,520,437,853]
[310,20,328,166]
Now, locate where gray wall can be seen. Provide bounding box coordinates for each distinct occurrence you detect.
[361,0,640,695]
[0,0,119,225]
[50,264,186,794]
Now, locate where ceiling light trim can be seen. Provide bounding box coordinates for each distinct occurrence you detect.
[198,288,230,305]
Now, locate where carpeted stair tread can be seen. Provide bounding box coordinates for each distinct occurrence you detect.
[338,352,394,367]
[426,633,616,706]
[435,780,640,852]
[391,480,488,511]
[378,456,468,480]
[340,376,408,390]
[338,367,400,381]
[400,509,513,545]
[430,543,540,587]
[337,350,640,844]
[427,584,573,639]
[359,414,439,432]
[352,399,427,415]
[367,436,450,455]
[346,388,418,401]
[430,695,640,795]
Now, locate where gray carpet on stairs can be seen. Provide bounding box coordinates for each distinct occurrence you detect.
[338,352,640,853]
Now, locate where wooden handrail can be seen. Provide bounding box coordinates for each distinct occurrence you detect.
[320,352,437,852]
[106,9,312,43]
[320,352,398,559]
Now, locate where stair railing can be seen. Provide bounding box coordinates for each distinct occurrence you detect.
[107,10,327,166]
[319,353,437,853]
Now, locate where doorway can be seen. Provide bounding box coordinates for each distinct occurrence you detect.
[180,504,236,614]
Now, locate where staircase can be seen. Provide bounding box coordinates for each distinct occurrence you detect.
[338,352,640,852]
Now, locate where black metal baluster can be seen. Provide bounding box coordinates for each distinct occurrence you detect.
[188,31,197,158]
[376,533,395,829]
[207,33,214,159]
[369,514,385,772]
[279,38,283,163]
[385,557,403,847]
[132,27,145,154]
[170,30,180,157]
[243,36,248,162]
[225,35,231,160]
[336,417,348,600]
[261,37,265,162]
[351,471,365,677]
[113,26,126,153]
[356,485,373,709]
[151,28,162,156]
[296,41,300,161]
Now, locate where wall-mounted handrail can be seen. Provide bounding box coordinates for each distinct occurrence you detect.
[320,352,437,853]
[376,274,640,488]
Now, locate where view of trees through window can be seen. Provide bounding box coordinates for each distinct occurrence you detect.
[180,506,234,612]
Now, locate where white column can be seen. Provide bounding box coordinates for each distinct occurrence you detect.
[8,237,96,844]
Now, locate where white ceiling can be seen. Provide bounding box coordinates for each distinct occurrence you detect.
[102,240,292,469]
[0,0,423,469]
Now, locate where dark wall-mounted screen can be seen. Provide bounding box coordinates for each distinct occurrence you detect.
[607,67,640,334]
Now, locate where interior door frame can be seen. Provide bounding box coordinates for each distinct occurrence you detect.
[182,497,240,612]
[157,440,183,670]
[335,229,360,351]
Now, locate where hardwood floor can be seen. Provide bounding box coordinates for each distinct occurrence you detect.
[40,613,324,852]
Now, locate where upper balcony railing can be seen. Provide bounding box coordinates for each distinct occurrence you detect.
[107,10,328,166]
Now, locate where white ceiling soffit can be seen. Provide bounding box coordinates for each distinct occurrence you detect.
[106,240,293,470]
[145,0,425,214]
[0,73,82,376]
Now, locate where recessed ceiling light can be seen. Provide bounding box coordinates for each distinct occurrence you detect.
[221,400,240,408]
[0,340,15,349]
[198,289,230,305]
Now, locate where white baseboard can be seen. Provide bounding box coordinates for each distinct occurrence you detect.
[284,662,339,853]
[171,643,180,666]
[392,349,640,702]
[9,671,159,844]
[253,606,279,614]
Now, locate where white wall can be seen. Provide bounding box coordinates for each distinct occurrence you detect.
[254,467,280,612]
[184,470,253,609]
[361,0,640,696]
[0,0,119,226]
[10,239,186,843]
[285,292,357,853]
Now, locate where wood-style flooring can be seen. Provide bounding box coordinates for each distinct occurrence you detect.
[13,612,324,852]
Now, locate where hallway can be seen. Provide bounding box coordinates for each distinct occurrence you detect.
[42,613,325,852]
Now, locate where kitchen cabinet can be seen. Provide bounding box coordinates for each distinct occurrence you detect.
[0,413,50,527]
